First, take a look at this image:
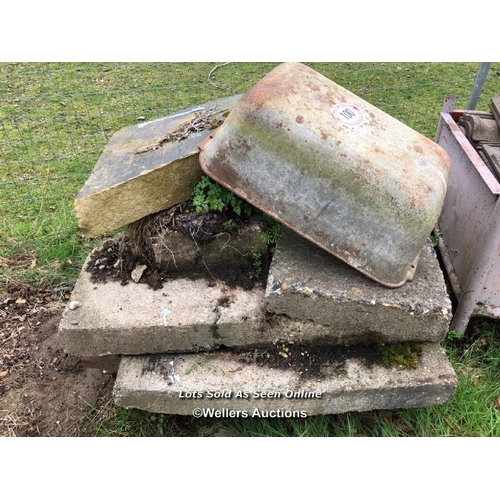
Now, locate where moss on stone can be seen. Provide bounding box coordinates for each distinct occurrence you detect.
[376,342,423,370]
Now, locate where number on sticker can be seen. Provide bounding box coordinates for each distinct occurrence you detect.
[340,109,356,119]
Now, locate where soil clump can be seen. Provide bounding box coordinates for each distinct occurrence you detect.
[85,201,268,291]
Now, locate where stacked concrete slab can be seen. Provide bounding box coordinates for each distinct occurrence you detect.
[59,94,458,417]
[59,227,457,416]
[265,230,452,346]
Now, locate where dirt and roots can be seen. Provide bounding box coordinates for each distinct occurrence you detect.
[0,284,113,437]
[86,201,267,291]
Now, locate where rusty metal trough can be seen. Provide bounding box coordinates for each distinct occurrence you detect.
[199,62,451,288]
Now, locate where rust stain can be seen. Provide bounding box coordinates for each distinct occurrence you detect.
[403,181,432,211]
[308,81,321,92]
[208,148,243,189]
[335,240,361,258]
[241,67,297,109]
[313,228,327,238]
[201,134,252,193]
[231,136,252,154]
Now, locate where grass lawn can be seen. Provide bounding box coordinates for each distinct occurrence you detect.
[1,62,499,437]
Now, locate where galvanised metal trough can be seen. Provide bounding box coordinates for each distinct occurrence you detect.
[199,62,451,288]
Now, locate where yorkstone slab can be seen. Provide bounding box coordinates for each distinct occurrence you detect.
[75,95,240,237]
[113,343,457,415]
[266,230,452,345]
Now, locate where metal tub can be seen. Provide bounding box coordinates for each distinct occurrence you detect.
[199,62,451,288]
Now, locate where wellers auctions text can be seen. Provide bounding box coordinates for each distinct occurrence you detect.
[179,390,324,399]
[199,408,309,418]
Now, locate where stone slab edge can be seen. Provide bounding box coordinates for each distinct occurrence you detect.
[75,95,241,237]
[266,230,453,344]
[113,343,458,416]
[57,254,267,357]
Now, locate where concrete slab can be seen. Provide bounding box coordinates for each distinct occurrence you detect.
[58,255,266,356]
[266,230,452,344]
[75,95,240,237]
[113,343,457,416]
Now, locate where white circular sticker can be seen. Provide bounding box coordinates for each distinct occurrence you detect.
[332,103,365,126]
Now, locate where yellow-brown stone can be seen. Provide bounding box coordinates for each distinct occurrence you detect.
[75,95,240,237]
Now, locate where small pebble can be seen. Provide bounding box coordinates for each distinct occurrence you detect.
[69,300,82,310]
[131,264,147,282]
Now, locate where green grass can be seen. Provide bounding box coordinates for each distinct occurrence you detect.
[2,62,500,436]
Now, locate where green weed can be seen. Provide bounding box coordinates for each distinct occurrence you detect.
[429,234,440,247]
[447,329,463,340]
[192,174,253,218]
[250,244,263,276]
[191,174,283,256]
[261,214,283,252]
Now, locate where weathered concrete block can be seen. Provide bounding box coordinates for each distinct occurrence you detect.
[113,343,457,415]
[58,255,266,356]
[266,230,452,344]
[75,95,240,237]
